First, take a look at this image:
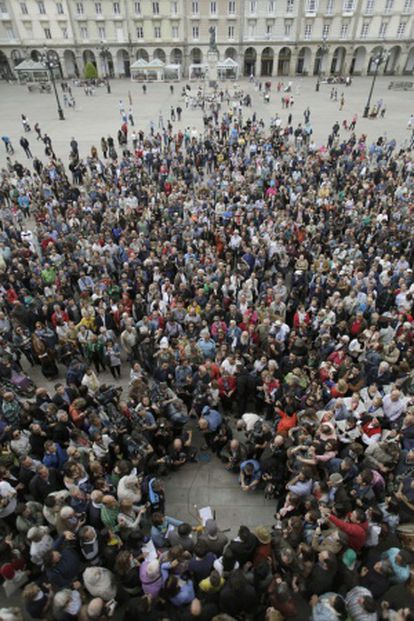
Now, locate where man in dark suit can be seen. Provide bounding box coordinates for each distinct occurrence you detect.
[52,383,75,411]
[18,455,41,493]
[95,307,116,331]
[29,465,61,503]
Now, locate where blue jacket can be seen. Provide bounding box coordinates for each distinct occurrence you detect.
[202,407,222,432]
[170,579,195,607]
[47,537,81,588]
[42,443,67,470]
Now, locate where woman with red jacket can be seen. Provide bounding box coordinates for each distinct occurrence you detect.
[276,408,297,436]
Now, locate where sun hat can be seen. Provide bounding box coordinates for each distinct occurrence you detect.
[255,526,271,545]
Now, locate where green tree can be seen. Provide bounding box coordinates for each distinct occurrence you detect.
[84,61,98,80]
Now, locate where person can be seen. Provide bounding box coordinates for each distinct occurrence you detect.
[1,135,14,154]
[21,114,31,132]
[239,459,261,492]
[44,532,81,589]
[23,582,53,619]
[326,509,369,551]
[199,405,222,449]
[0,77,413,621]
[19,136,32,158]
[198,519,228,556]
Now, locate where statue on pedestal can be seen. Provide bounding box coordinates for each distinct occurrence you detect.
[208,26,218,52]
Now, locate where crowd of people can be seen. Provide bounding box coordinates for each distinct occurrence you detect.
[0,81,414,621]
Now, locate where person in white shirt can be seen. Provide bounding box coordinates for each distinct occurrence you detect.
[382,389,407,425]
[0,479,17,519]
[221,354,238,376]
[27,526,53,567]
[237,412,263,433]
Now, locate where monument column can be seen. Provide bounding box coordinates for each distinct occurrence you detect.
[207,26,219,87]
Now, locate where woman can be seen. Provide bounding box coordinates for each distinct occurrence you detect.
[105,340,122,379]
[117,498,146,539]
[12,325,34,366]
[114,550,142,596]
[52,588,82,621]
[31,323,59,379]
[23,582,52,619]
[82,566,117,601]
[101,137,108,158]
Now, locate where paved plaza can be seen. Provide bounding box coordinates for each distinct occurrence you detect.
[0,75,413,167]
[0,73,413,536]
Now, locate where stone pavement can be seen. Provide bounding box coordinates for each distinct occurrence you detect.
[0,75,413,168]
[163,454,276,537]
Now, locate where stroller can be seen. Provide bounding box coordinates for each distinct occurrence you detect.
[0,359,35,397]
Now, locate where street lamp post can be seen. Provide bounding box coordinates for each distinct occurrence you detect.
[41,49,65,120]
[100,42,111,94]
[316,34,328,92]
[363,47,389,118]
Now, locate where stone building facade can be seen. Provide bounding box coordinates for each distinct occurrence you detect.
[0,0,413,79]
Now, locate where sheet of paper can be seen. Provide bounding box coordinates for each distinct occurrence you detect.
[198,506,214,525]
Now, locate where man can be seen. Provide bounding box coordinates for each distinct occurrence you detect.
[199,405,222,449]
[167,522,195,552]
[18,455,41,492]
[187,541,216,582]
[1,135,13,154]
[44,531,81,588]
[229,525,258,565]
[224,438,247,473]
[327,508,369,551]
[0,468,17,523]
[29,465,61,503]
[360,559,393,599]
[381,548,411,584]
[1,391,21,427]
[70,137,79,156]
[239,459,261,492]
[327,472,352,513]
[306,550,337,596]
[120,322,138,362]
[345,586,378,621]
[77,271,94,293]
[52,384,73,411]
[42,440,68,470]
[286,468,313,498]
[197,330,216,360]
[383,389,407,427]
[198,519,228,557]
[20,135,32,158]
